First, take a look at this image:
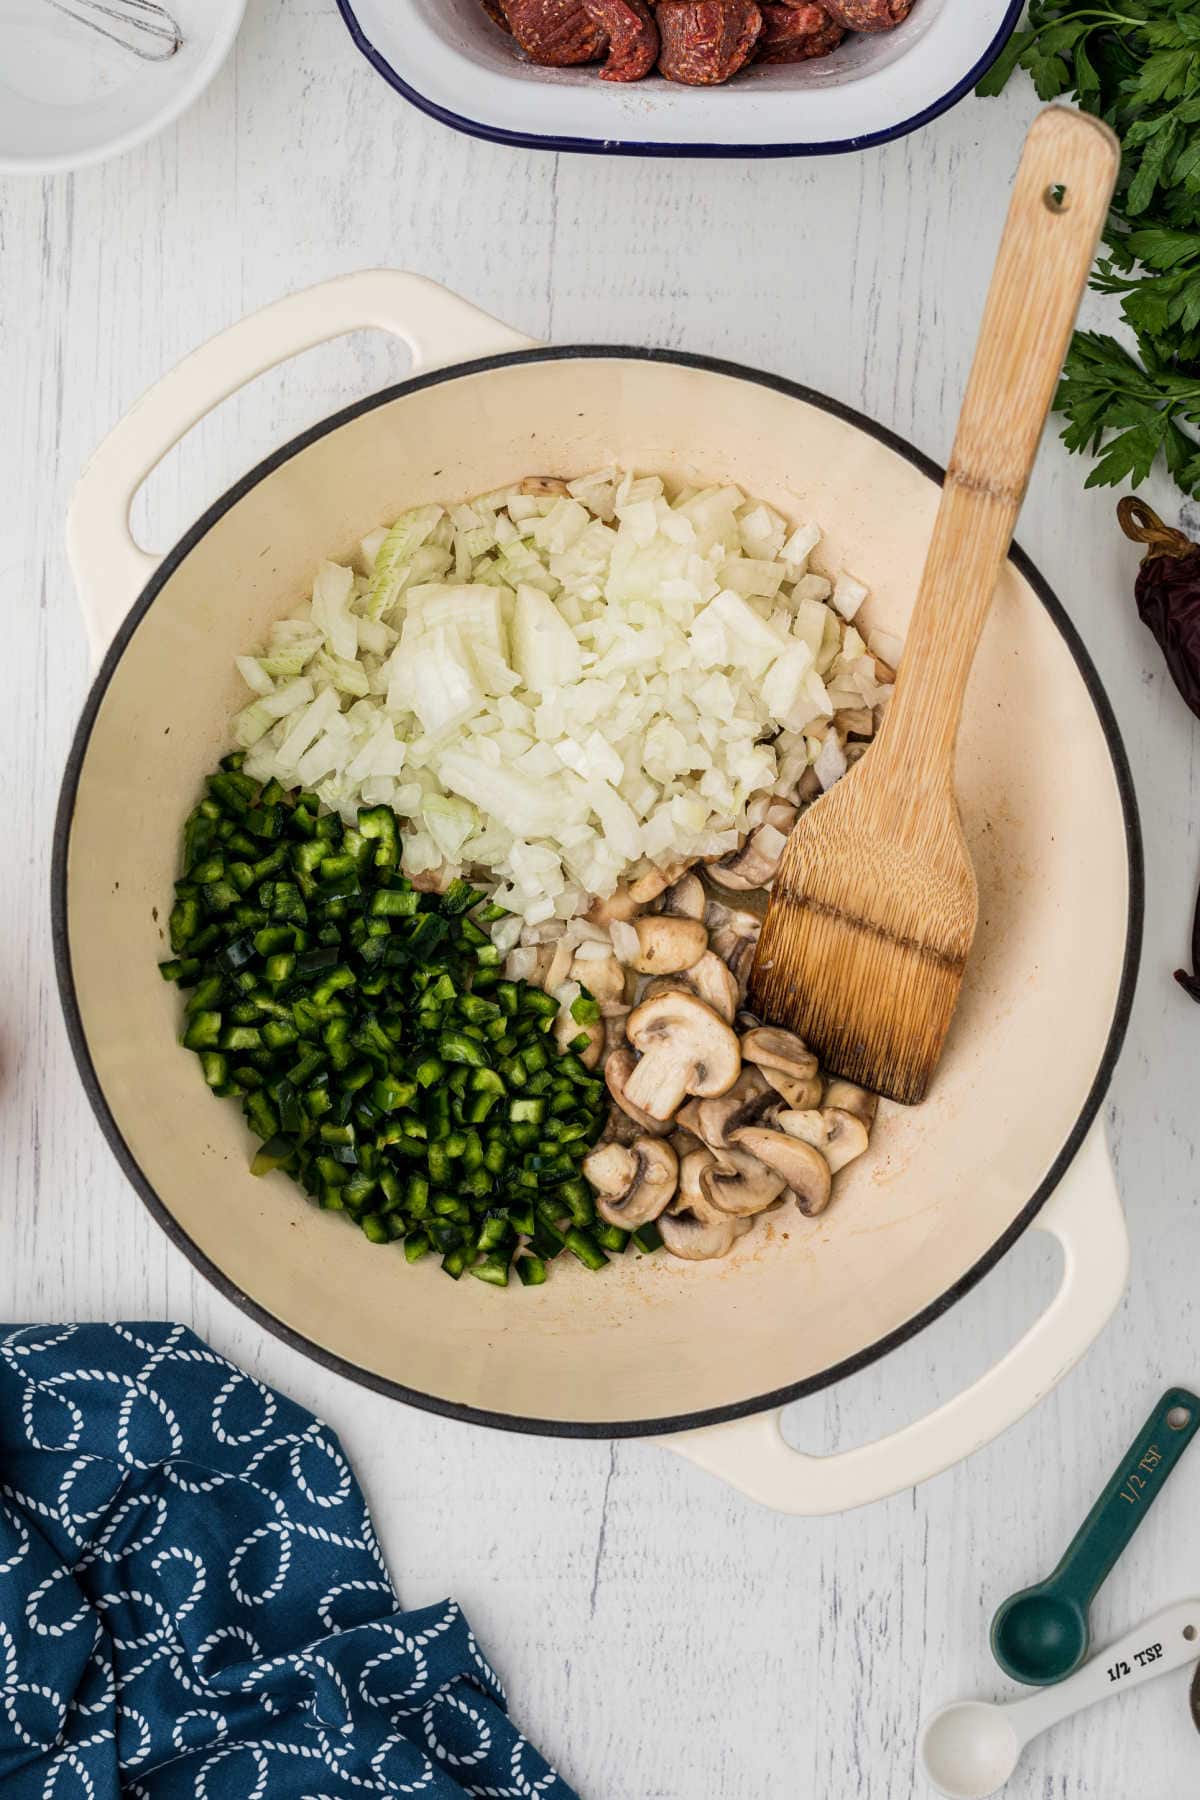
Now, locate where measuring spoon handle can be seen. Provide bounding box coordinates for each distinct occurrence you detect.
[1047,1387,1200,1608]
[1011,1599,1200,1743]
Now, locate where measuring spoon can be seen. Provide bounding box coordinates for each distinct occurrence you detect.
[921,1597,1200,1798]
[990,1386,1200,1684]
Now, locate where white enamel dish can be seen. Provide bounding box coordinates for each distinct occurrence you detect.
[54,272,1141,1514]
[335,0,1023,157]
[0,0,245,175]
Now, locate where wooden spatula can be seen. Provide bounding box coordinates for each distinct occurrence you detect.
[749,107,1120,1106]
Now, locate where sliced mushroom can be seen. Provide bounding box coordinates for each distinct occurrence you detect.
[710,926,743,963]
[659,1148,739,1261]
[520,475,570,497]
[764,798,798,835]
[701,1146,786,1217]
[824,1108,871,1172]
[586,886,641,928]
[632,914,709,976]
[796,765,822,804]
[740,1026,819,1086]
[622,991,741,1122]
[729,1127,832,1217]
[822,1078,878,1128]
[554,1009,604,1070]
[688,951,741,1021]
[675,1099,706,1138]
[669,1125,705,1158]
[570,951,623,1003]
[759,1066,824,1110]
[628,860,690,906]
[703,884,769,925]
[835,706,874,739]
[605,1046,674,1137]
[410,866,452,894]
[601,1106,641,1148]
[775,1106,870,1175]
[772,1108,828,1150]
[545,939,574,993]
[583,1136,678,1231]
[710,932,756,1002]
[662,871,706,920]
[643,950,739,1024]
[704,896,729,933]
[571,952,632,1017]
[690,1066,776,1152]
[706,830,780,893]
[604,1008,630,1055]
[516,943,553,987]
[725,905,765,940]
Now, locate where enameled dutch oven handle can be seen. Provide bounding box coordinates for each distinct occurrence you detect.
[66,271,537,662]
[667,1122,1129,1514]
[69,281,1130,1515]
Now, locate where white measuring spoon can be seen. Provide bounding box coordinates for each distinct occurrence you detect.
[920,1598,1200,1798]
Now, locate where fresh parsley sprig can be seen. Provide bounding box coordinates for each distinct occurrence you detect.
[980,2,1200,498]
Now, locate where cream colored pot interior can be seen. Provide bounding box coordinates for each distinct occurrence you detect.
[63,355,1132,1428]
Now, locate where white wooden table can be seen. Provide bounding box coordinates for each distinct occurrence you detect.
[4,7,1200,1794]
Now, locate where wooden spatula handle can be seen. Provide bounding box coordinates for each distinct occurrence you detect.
[876,108,1119,781]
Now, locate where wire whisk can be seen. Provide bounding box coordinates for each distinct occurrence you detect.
[41,0,183,60]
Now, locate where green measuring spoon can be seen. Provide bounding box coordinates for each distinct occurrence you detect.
[991,1386,1200,1686]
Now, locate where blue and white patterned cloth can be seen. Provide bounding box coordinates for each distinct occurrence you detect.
[0,1324,576,1800]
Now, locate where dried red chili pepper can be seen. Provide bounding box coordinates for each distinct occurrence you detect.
[1118,496,1200,1000]
[1118,497,1200,719]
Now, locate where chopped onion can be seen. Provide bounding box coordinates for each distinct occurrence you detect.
[868,626,904,669]
[814,732,849,791]
[831,569,869,622]
[610,920,641,964]
[574,937,616,962]
[235,469,896,925]
[504,946,539,982]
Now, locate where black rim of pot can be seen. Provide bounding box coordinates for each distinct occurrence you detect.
[52,346,1144,1440]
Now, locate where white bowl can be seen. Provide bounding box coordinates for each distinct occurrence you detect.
[336,0,1022,156]
[0,0,245,175]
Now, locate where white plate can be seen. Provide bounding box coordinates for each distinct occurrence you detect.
[0,0,245,174]
[337,0,1022,156]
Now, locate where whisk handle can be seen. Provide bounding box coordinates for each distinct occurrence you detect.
[43,0,183,62]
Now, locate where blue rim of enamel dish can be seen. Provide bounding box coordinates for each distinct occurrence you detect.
[333,0,1025,158]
